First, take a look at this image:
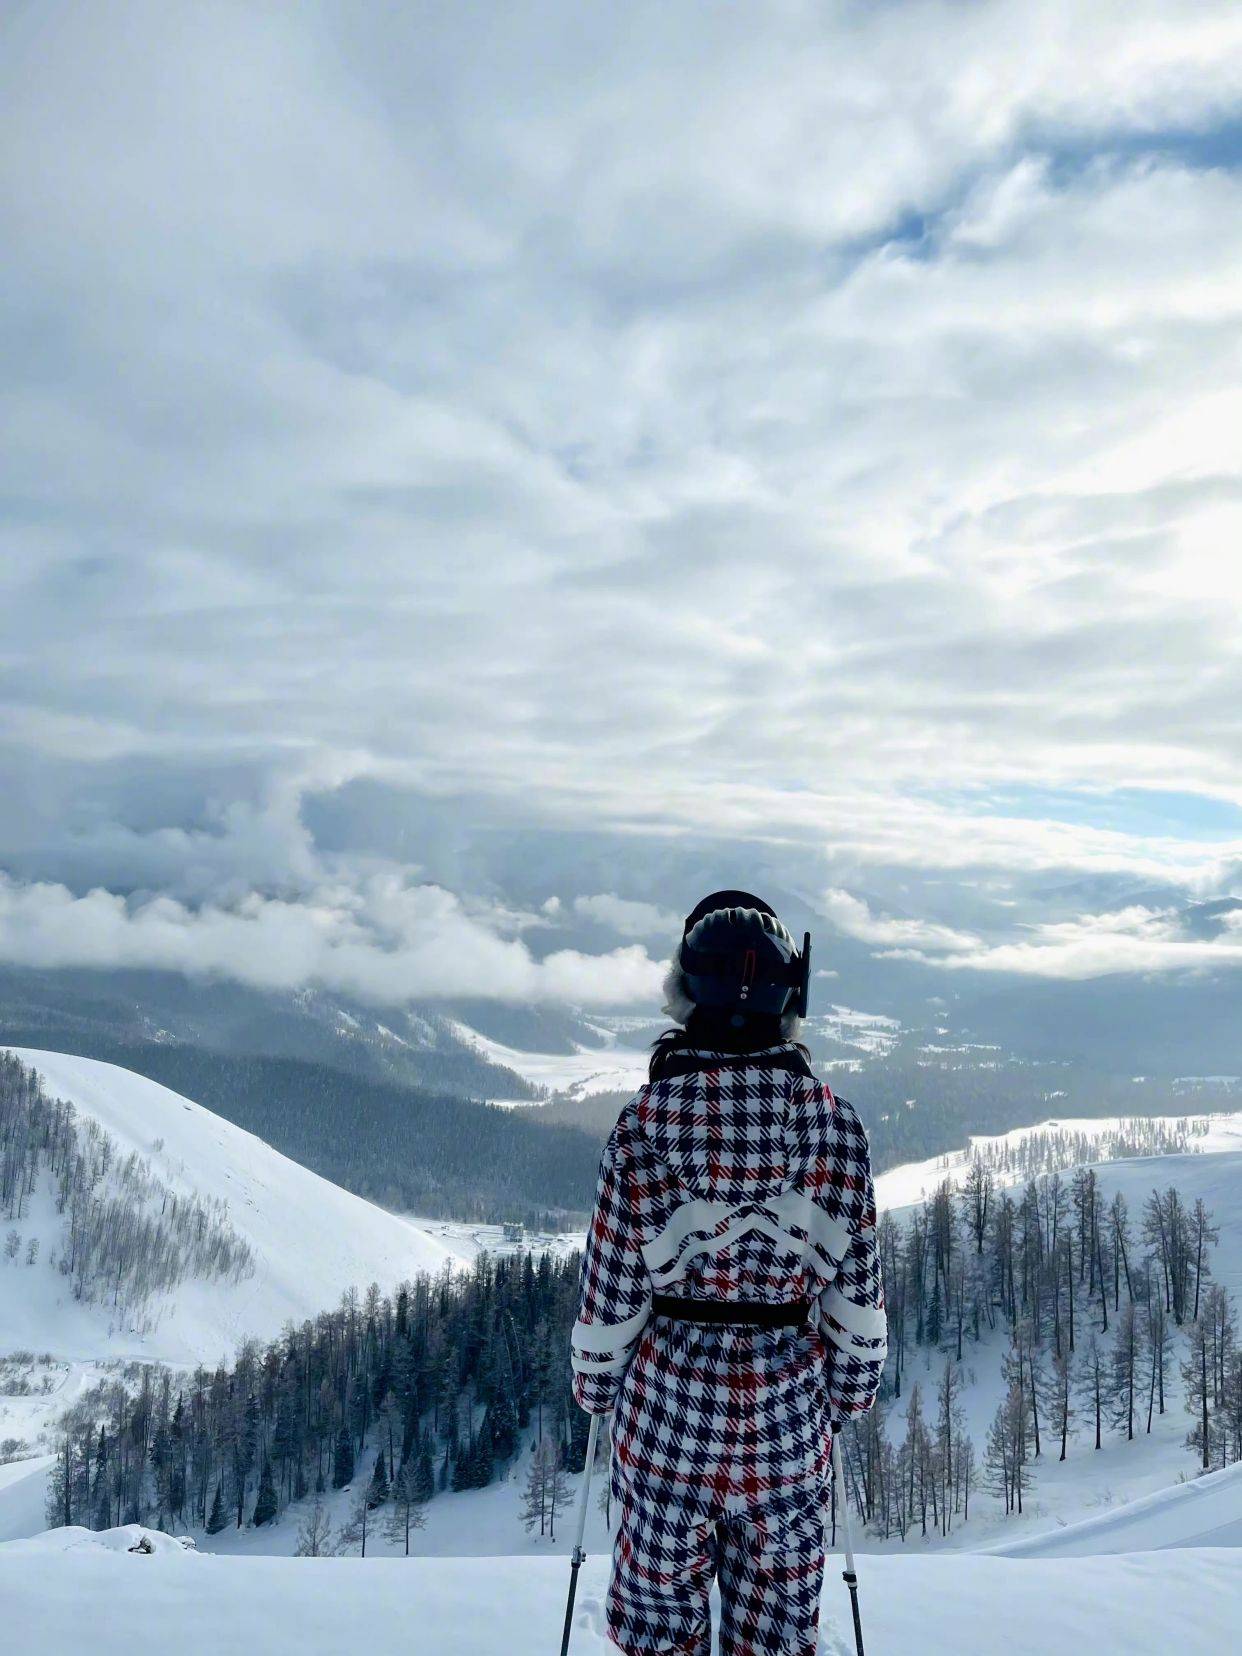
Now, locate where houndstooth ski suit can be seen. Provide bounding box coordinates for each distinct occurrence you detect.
[571,1046,886,1656]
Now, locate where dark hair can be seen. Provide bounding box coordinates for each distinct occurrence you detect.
[648,1008,808,1082]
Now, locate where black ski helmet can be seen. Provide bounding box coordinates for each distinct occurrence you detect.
[678,890,811,1020]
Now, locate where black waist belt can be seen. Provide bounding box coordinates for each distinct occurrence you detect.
[651,1294,810,1328]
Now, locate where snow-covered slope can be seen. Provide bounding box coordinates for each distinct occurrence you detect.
[0,1455,53,1545]
[877,1137,1242,1553]
[448,1020,650,1104]
[989,1460,1242,1557]
[875,1110,1242,1214]
[1,1526,1238,1655]
[6,1049,1242,1577]
[0,1048,457,1367]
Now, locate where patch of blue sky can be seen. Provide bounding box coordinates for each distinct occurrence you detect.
[854,113,1242,267]
[928,785,1242,842]
[1035,113,1242,181]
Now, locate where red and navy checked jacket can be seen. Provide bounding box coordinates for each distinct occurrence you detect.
[571,1046,887,1424]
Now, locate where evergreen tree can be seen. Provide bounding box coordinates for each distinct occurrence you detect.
[926,1277,943,1348]
[252,1459,278,1527]
[333,1424,355,1490]
[205,1483,226,1536]
[1075,1334,1106,1451]
[1050,1351,1074,1461]
[1182,1317,1212,1471]
[413,1439,436,1505]
[1106,1302,1139,1442]
[451,1438,475,1492]
[470,1411,495,1488]
[519,1439,556,1538]
[1145,1290,1172,1431]
[367,1449,389,1509]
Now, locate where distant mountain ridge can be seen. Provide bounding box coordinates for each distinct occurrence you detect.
[0,966,543,1099]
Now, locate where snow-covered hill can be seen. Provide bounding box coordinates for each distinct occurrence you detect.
[874,1135,1242,1553]
[0,1048,457,1368]
[2,1522,1238,1655]
[874,1110,1242,1214]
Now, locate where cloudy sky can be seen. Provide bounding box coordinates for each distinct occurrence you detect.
[2,0,1241,1011]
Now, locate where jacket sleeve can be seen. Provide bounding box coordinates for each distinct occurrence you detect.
[815,1101,887,1427]
[571,1117,653,1416]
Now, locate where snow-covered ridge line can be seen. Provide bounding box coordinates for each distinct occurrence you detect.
[446,1020,651,1103]
[875,1110,1242,1214]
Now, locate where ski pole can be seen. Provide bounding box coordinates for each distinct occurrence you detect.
[558,1412,602,1656]
[832,1433,865,1656]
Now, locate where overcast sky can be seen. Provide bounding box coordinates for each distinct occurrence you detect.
[2,1,1241,1008]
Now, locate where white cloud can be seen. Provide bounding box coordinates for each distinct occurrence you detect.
[882,904,1242,979]
[1,3,1241,995]
[820,889,983,952]
[817,885,1242,981]
[572,893,678,938]
[0,874,663,1008]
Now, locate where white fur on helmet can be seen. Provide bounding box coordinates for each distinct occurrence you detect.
[661,907,805,1040]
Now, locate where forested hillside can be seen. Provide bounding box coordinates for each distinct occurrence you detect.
[841,1157,1239,1541]
[0,1051,466,1395]
[837,1055,1231,1173]
[39,1147,1242,1553]
[45,1252,591,1541]
[3,1043,598,1223]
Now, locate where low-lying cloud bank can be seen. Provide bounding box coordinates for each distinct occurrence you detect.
[0,873,665,1008]
[4,866,1240,1007]
[827,890,1242,980]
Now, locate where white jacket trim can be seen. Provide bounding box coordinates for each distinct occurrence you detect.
[641,1190,851,1284]
[818,1283,888,1346]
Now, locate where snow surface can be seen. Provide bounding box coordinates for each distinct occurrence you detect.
[451,1006,907,1102]
[868,1136,1242,1556]
[408,1217,584,1267]
[0,1047,458,1368]
[874,1110,1242,1215]
[2,1523,1239,1655]
[448,1020,651,1103]
[989,1461,1242,1557]
[0,1454,53,1544]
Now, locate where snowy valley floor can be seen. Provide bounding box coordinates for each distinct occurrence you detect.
[3,1524,1240,1656]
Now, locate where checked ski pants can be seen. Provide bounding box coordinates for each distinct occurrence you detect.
[605,1320,833,1656]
